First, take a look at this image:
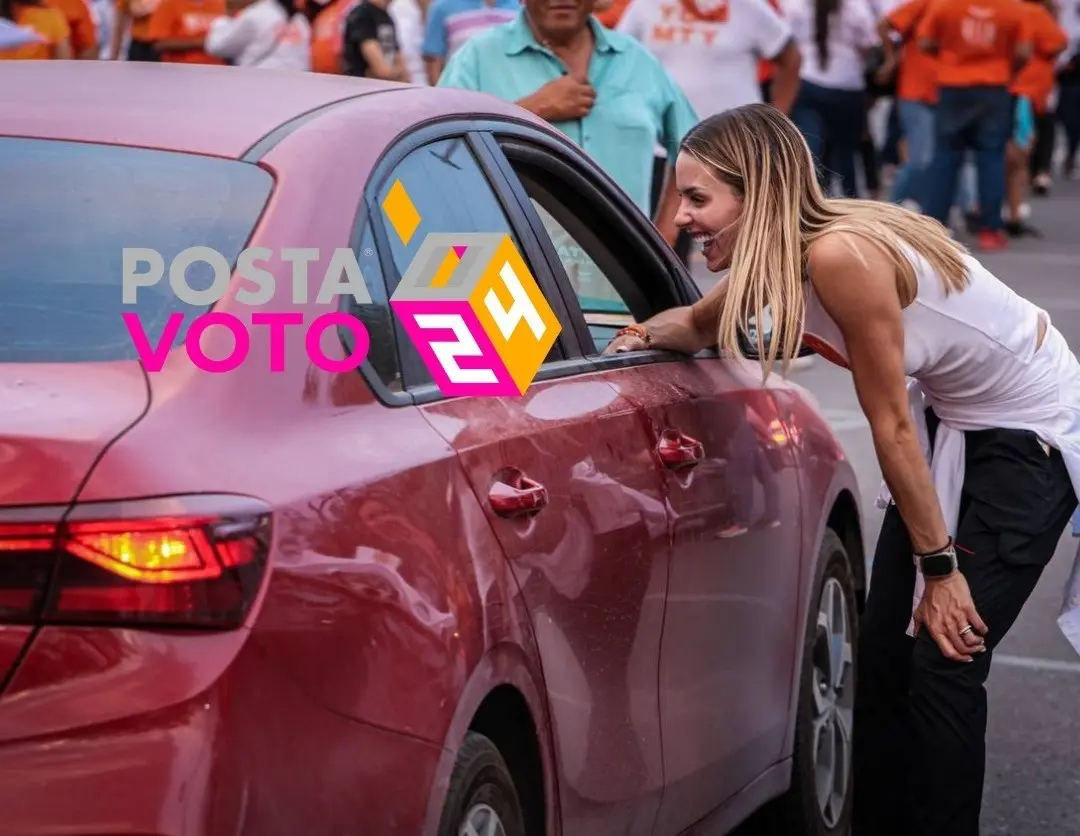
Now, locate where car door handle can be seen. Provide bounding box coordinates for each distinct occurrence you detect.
[657,429,705,469]
[488,472,549,517]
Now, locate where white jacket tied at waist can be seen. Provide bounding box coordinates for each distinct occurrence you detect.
[875,379,1080,655]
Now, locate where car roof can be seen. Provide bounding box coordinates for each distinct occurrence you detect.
[0,61,549,159]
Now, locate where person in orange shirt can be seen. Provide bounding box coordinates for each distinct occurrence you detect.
[146,0,226,62]
[1004,0,1065,230]
[111,0,160,59]
[594,0,628,27]
[916,0,1034,250]
[309,0,355,71]
[46,0,97,55]
[880,0,939,208]
[0,0,73,57]
[757,0,783,101]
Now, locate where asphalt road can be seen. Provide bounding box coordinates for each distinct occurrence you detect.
[692,182,1080,836]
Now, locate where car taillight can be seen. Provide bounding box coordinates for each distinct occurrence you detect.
[0,496,271,628]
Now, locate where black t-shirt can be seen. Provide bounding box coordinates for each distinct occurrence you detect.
[343,1,399,78]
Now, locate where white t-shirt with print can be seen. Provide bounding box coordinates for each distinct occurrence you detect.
[616,0,792,120]
[781,0,877,90]
[206,0,312,69]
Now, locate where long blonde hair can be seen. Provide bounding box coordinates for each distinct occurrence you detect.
[680,104,971,379]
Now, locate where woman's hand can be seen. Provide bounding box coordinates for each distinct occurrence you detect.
[914,573,988,662]
[603,334,649,355]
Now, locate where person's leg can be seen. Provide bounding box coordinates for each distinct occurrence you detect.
[973,86,1012,239]
[792,82,830,191]
[909,427,1077,836]
[859,97,881,198]
[852,504,919,836]
[893,100,935,206]
[1057,79,1080,174]
[1031,107,1056,192]
[828,89,866,198]
[883,96,903,167]
[923,88,969,226]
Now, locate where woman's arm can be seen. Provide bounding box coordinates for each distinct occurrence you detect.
[205,11,253,60]
[603,272,729,355]
[810,231,986,661]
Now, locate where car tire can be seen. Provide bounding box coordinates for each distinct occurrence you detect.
[436,731,528,836]
[757,528,858,836]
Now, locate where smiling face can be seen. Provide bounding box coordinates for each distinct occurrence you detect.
[525,0,595,41]
[673,151,744,273]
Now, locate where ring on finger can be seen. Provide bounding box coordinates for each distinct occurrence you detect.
[959,625,973,636]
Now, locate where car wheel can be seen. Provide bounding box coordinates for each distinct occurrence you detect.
[758,528,857,836]
[437,731,528,836]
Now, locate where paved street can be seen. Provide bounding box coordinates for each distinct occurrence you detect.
[692,183,1080,836]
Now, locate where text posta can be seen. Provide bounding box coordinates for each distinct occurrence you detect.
[121,246,374,373]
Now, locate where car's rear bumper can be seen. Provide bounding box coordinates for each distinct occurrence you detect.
[0,634,444,836]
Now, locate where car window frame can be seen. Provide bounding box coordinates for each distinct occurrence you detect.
[356,120,589,407]
[473,125,719,375]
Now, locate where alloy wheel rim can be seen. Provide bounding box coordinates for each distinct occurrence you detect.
[811,575,854,830]
[459,803,507,836]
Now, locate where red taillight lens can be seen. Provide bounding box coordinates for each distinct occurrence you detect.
[0,498,270,628]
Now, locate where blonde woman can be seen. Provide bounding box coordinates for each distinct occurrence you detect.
[604,103,1080,836]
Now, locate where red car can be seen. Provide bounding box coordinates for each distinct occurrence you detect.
[0,62,865,836]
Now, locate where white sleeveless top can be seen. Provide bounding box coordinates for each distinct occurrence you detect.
[803,246,1080,655]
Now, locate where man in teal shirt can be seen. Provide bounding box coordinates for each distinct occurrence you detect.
[435,0,699,248]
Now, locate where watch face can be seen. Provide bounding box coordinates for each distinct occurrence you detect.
[921,553,956,576]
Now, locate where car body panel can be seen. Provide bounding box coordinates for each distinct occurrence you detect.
[597,358,806,833]
[418,374,670,835]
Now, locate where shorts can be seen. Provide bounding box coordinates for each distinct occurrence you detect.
[1012,94,1035,149]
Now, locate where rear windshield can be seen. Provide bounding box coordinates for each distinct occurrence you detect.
[0,138,274,363]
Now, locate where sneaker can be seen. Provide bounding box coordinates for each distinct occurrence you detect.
[977,229,1009,251]
[1005,220,1043,239]
[1032,173,1052,196]
[717,524,748,539]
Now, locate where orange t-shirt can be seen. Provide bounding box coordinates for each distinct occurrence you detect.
[146,0,226,63]
[116,0,156,42]
[310,0,357,73]
[595,0,631,28]
[887,0,939,103]
[46,0,97,54]
[758,0,783,83]
[1011,2,1066,112]
[0,4,70,59]
[915,0,1034,87]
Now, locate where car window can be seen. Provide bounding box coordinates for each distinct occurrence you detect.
[509,160,677,355]
[373,136,560,388]
[527,199,634,352]
[0,137,273,363]
[342,220,403,393]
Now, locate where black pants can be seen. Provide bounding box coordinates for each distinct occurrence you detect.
[650,155,691,265]
[1057,77,1080,167]
[791,80,866,197]
[1031,109,1056,177]
[853,413,1076,836]
[127,38,159,61]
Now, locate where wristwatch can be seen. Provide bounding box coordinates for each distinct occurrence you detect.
[915,539,958,578]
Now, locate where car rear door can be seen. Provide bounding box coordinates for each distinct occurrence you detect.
[364,127,671,836]
[479,128,807,834]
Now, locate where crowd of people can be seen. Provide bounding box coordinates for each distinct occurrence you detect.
[2,0,1079,249]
